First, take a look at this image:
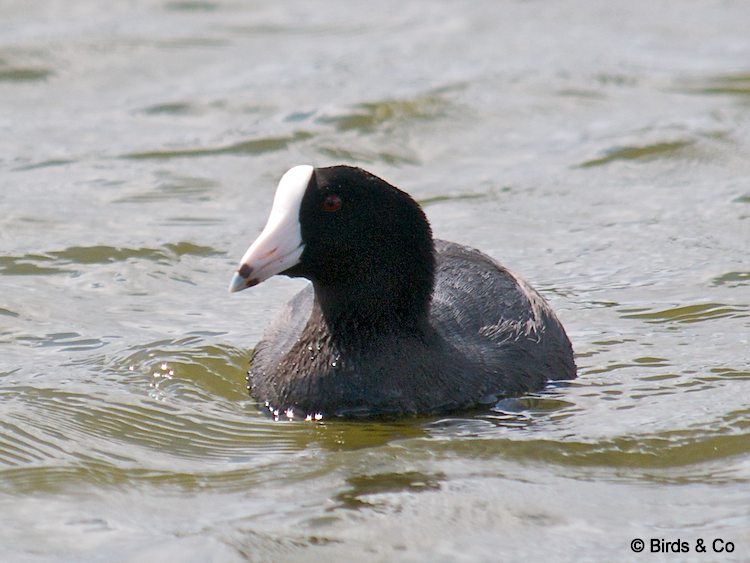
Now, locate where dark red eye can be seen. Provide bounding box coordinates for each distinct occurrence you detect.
[322,194,342,213]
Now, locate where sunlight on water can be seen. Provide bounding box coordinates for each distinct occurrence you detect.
[1,0,749,560]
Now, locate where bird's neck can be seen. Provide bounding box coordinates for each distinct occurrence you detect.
[307,231,436,344]
[311,277,432,344]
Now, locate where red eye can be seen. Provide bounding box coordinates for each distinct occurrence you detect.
[322,194,342,213]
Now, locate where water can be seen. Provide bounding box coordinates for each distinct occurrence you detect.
[2,1,749,561]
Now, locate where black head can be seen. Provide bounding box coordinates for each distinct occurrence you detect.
[231,165,436,332]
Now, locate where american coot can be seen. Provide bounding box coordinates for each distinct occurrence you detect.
[230,165,576,418]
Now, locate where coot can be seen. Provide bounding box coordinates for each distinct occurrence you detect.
[230,165,576,418]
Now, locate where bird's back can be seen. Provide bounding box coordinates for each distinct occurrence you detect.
[430,239,576,398]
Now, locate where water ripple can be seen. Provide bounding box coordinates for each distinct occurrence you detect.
[317,94,459,133]
[711,271,750,288]
[0,67,52,82]
[680,72,750,98]
[123,131,312,160]
[620,302,748,324]
[113,173,218,203]
[578,140,695,168]
[0,243,222,276]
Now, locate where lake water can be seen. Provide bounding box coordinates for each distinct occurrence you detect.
[1,1,749,561]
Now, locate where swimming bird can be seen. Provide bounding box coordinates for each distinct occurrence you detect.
[230,165,576,418]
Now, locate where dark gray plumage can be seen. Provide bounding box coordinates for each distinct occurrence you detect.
[250,239,575,418]
[234,165,576,418]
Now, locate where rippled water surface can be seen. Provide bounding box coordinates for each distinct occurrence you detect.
[2,1,749,561]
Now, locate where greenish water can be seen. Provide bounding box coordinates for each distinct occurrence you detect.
[1,1,749,561]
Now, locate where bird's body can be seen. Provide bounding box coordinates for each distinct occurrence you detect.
[231,165,576,418]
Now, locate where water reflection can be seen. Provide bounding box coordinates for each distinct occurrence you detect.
[578,140,695,168]
[123,132,313,160]
[620,303,748,324]
[333,471,444,511]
